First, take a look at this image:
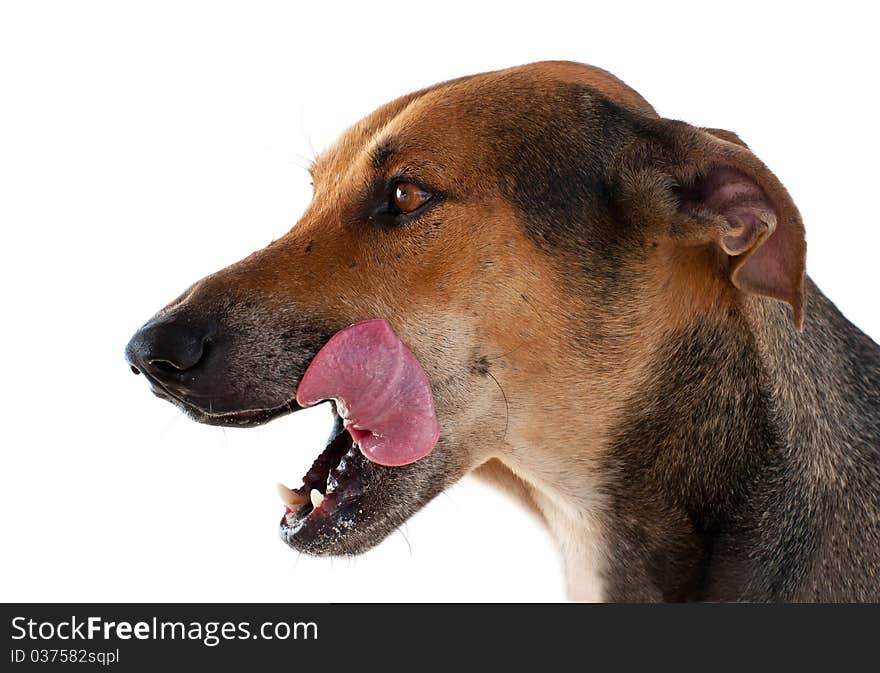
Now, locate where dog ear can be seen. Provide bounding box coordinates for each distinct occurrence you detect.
[621,120,807,330]
[699,127,749,149]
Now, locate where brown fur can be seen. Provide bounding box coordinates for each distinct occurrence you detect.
[127,62,880,601]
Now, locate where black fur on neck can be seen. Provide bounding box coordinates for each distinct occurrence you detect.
[600,279,880,601]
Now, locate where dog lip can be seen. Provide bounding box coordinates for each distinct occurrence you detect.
[183,398,300,427]
[139,369,300,427]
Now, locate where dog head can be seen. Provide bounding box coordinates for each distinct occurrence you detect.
[125,61,806,556]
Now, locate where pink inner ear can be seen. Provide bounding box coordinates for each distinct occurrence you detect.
[680,165,805,328]
[702,167,766,212]
[685,167,775,255]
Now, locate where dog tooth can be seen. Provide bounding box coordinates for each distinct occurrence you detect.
[277,482,308,506]
[310,488,325,509]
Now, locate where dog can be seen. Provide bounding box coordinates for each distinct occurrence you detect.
[125,61,880,602]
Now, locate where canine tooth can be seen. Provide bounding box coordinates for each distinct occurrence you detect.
[310,488,324,509]
[277,482,308,506]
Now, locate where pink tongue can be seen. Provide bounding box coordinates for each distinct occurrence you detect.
[295,319,440,467]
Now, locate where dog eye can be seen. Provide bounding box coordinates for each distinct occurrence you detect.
[391,182,432,214]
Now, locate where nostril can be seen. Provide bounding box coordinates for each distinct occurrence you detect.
[146,335,207,374]
[148,358,187,374]
[125,318,212,380]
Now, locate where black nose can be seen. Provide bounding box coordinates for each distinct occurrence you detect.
[125,316,209,381]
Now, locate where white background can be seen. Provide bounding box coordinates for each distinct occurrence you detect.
[1,1,877,602]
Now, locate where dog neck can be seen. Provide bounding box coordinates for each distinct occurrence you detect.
[487,277,880,601]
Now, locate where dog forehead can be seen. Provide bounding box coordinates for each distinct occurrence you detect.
[396,61,657,133]
[315,61,656,179]
[471,61,656,115]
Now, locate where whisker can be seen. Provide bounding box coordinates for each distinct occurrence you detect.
[486,338,531,363]
[396,523,414,558]
[290,153,315,173]
[298,104,319,166]
[160,412,182,436]
[440,489,457,506]
[486,370,510,442]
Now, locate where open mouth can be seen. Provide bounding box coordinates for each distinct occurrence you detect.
[277,318,441,552]
[277,402,372,541]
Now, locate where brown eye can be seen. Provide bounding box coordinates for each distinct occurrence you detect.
[392,182,431,213]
